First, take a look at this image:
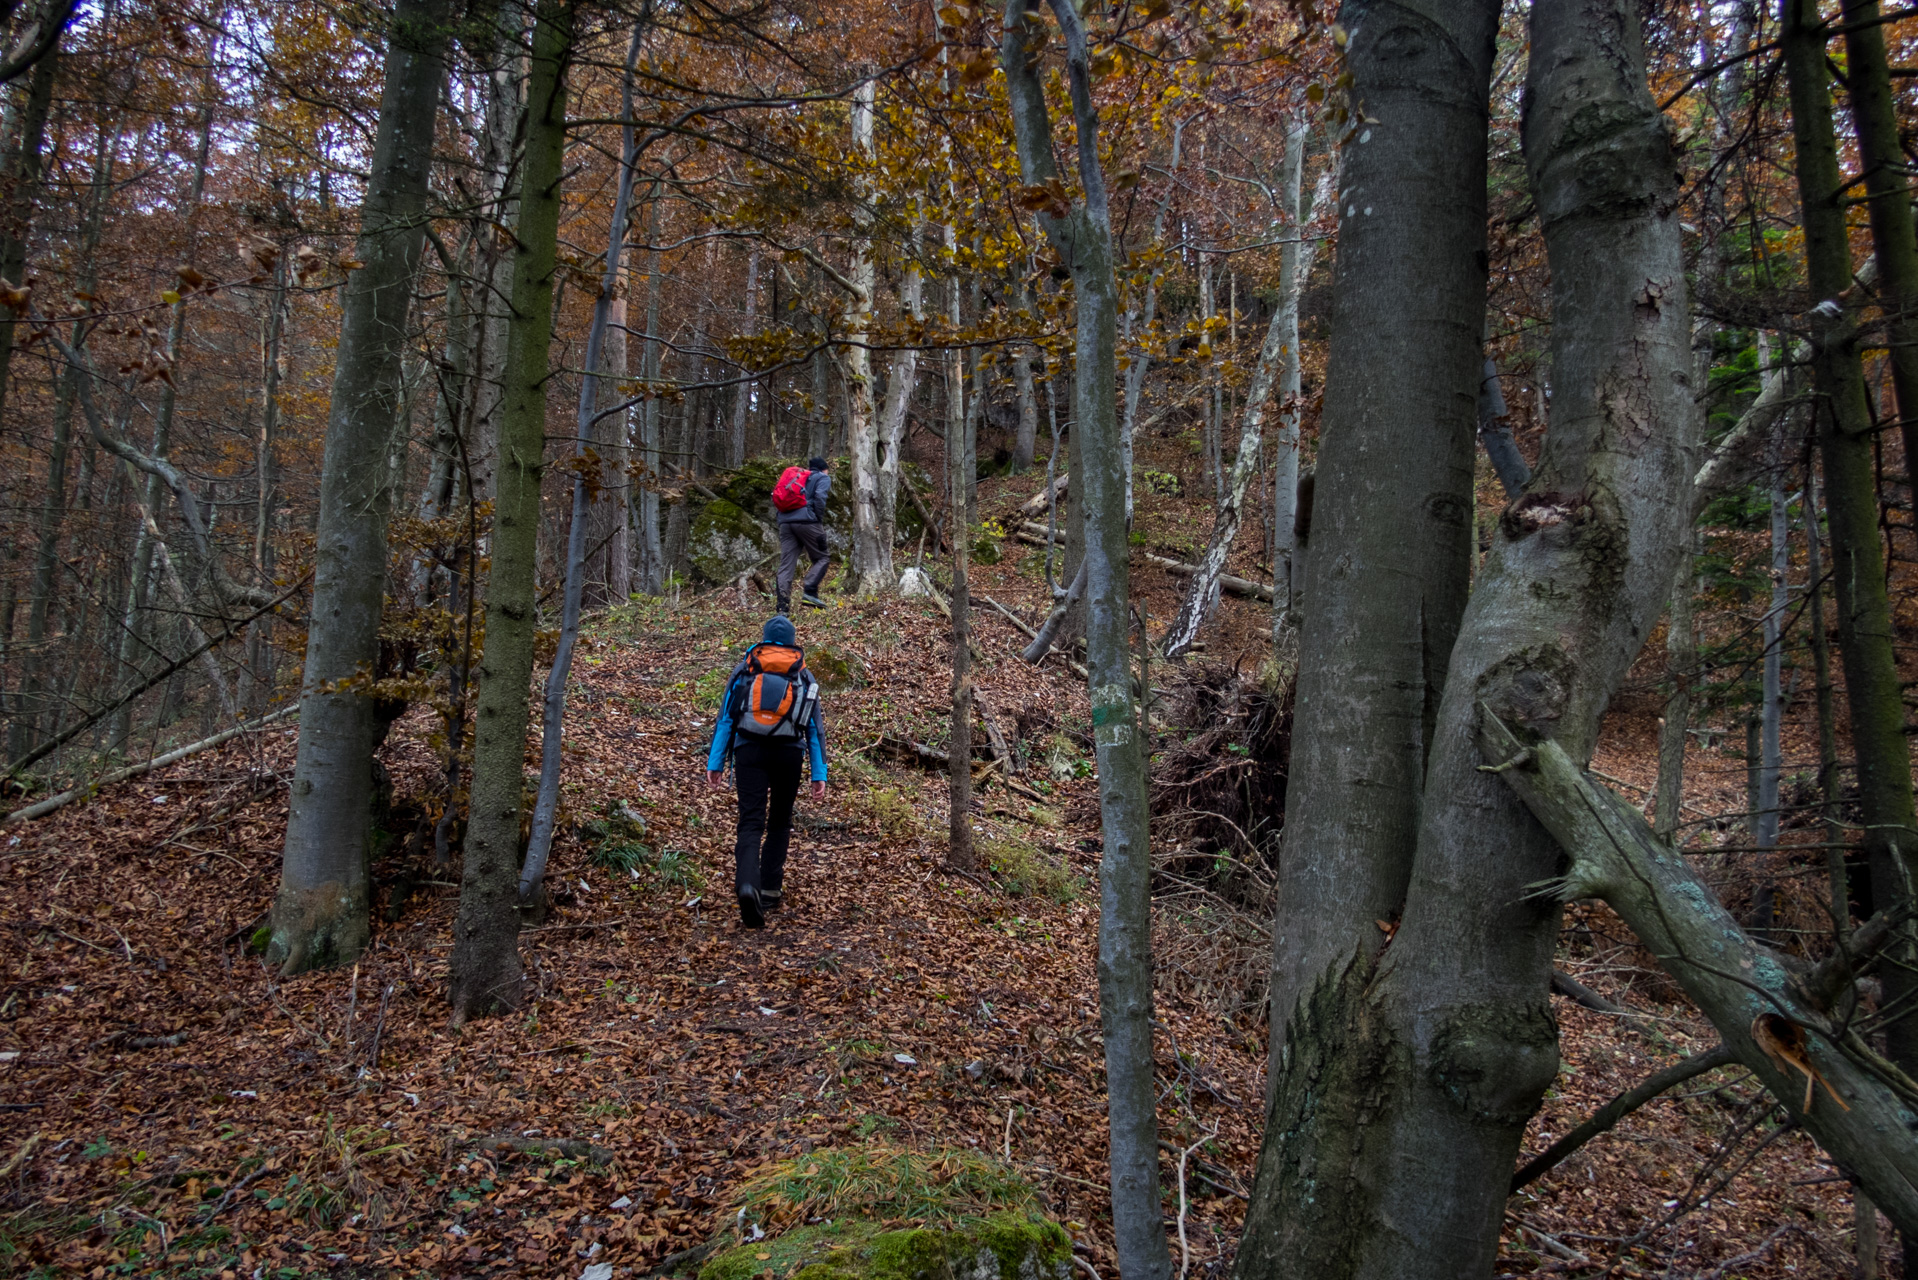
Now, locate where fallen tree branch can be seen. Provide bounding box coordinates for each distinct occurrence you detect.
[1478,705,1918,1233]
[3,574,308,781]
[3,705,298,823]
[1017,472,1070,517]
[1021,560,1089,665]
[1510,1042,1736,1191]
[1140,551,1275,603]
[979,594,1089,678]
[876,735,1048,803]
[1550,968,1634,1016]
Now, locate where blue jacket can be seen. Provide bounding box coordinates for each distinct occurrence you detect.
[706,663,828,782]
[777,470,831,525]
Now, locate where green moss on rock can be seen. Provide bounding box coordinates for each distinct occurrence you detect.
[698,1216,1067,1280]
[807,645,866,691]
[689,498,778,583]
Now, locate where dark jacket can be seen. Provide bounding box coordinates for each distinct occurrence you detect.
[777,470,831,525]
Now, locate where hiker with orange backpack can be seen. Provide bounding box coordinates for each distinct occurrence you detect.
[771,456,832,613]
[704,615,829,927]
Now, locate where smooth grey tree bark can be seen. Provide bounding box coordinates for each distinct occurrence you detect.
[877,254,921,560]
[267,0,451,975]
[1257,0,1496,1101]
[1239,0,1695,1271]
[1002,6,1169,1279]
[448,0,571,1022]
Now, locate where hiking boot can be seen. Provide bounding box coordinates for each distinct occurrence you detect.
[801,593,826,610]
[737,885,765,929]
[775,596,791,615]
[762,888,783,912]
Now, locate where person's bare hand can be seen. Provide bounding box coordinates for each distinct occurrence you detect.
[706,770,724,789]
[810,780,827,802]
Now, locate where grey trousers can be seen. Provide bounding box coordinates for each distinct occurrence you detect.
[777,520,830,604]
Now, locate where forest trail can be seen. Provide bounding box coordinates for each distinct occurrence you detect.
[0,581,1277,1278]
[0,515,1878,1278]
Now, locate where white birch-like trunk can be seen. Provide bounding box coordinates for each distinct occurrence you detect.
[844,82,887,595]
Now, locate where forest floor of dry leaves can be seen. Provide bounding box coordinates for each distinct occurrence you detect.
[0,463,1896,1279]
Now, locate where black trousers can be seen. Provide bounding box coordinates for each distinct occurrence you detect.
[733,737,802,896]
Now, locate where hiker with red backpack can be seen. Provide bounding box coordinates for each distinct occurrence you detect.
[704,614,829,928]
[771,456,832,613]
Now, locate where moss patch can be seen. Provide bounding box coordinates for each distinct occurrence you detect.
[698,1215,1069,1280]
[689,498,778,583]
[808,645,867,691]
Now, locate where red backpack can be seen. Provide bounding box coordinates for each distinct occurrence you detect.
[771,465,811,513]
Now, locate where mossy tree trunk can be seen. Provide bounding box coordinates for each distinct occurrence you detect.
[268,0,451,975]
[1002,7,1169,1280]
[1238,0,1697,1272]
[447,0,572,1023]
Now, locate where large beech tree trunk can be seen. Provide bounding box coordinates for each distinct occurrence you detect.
[1002,7,1168,1279]
[1782,0,1918,1081]
[268,0,451,974]
[448,0,571,1022]
[1258,0,1496,1103]
[1237,0,1696,1273]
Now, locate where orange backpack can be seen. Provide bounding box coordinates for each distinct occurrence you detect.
[730,644,818,741]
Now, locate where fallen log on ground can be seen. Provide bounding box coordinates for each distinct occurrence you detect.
[1017,472,1069,517]
[4,705,300,824]
[875,735,1048,803]
[1479,706,1918,1233]
[1140,551,1275,603]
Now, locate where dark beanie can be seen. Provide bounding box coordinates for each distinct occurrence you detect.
[808,455,828,471]
[763,614,796,646]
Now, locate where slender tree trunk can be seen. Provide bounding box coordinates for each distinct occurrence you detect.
[1011,326,1037,474]
[1841,0,1918,490]
[582,294,630,609]
[1804,458,1849,929]
[729,249,759,469]
[1003,7,1169,1278]
[1270,124,1311,625]
[1166,148,1333,660]
[0,36,56,424]
[1119,123,1183,523]
[635,188,665,593]
[844,82,887,595]
[947,329,974,873]
[1654,531,1698,841]
[447,0,570,1022]
[1783,0,1918,1087]
[17,119,112,758]
[268,0,452,975]
[519,22,640,907]
[1240,0,1694,1270]
[877,255,922,559]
